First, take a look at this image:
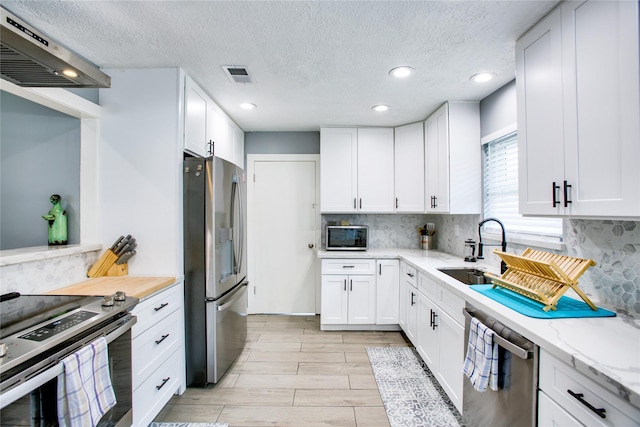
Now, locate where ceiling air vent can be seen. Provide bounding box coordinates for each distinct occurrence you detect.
[222,66,253,84]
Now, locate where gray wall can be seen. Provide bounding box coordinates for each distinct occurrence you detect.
[0,91,81,249]
[479,79,516,138]
[245,131,320,155]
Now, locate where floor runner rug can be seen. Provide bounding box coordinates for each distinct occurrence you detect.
[149,423,228,427]
[367,347,462,427]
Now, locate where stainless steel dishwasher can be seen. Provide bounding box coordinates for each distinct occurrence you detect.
[462,305,539,427]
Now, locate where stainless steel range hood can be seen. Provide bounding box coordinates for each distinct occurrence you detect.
[0,6,110,88]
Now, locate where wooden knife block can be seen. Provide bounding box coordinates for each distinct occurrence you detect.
[106,263,128,276]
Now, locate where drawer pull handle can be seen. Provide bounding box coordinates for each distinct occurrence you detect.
[567,389,606,419]
[155,334,170,345]
[342,265,355,268]
[156,377,171,390]
[407,272,415,278]
[154,302,169,312]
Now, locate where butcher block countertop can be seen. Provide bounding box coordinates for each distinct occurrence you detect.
[48,276,178,300]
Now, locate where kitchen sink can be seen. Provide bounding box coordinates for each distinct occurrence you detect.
[437,267,492,285]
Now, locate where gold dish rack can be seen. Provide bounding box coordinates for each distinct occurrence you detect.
[484,248,597,312]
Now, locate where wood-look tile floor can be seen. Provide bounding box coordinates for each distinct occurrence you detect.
[153,314,409,427]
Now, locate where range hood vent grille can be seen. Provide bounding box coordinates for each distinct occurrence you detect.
[0,6,110,88]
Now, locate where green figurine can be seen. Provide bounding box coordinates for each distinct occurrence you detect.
[42,194,67,245]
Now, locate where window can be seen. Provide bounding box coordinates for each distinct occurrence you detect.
[482,132,563,238]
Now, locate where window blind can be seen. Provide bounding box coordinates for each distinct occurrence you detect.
[483,132,562,238]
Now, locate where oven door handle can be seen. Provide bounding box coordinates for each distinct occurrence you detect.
[463,308,533,360]
[0,315,137,410]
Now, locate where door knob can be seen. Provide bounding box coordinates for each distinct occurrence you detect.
[308,243,314,248]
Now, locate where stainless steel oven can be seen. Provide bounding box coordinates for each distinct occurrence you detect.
[0,293,138,426]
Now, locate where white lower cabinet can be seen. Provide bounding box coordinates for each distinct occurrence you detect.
[399,262,418,342]
[376,259,400,324]
[538,349,640,427]
[416,272,464,413]
[131,282,185,427]
[321,259,376,326]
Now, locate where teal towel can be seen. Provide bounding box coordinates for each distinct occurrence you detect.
[470,285,616,319]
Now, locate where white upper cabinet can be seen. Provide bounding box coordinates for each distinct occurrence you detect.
[234,124,245,169]
[517,0,640,217]
[394,122,425,212]
[357,128,395,212]
[208,103,233,161]
[183,75,208,158]
[320,128,358,212]
[320,127,394,213]
[184,75,245,168]
[424,102,481,214]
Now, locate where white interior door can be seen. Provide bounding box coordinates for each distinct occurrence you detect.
[248,156,318,314]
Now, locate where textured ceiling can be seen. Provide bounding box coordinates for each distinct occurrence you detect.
[2,1,560,131]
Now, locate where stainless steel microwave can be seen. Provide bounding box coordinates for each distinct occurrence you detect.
[326,225,368,251]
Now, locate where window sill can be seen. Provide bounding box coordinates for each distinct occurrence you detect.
[0,244,102,267]
[481,232,565,252]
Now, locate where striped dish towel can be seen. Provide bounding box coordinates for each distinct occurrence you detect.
[57,337,116,427]
[462,317,499,392]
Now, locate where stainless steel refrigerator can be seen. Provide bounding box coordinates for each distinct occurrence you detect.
[183,156,248,386]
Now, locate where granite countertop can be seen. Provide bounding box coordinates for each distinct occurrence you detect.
[319,248,640,409]
[48,276,178,300]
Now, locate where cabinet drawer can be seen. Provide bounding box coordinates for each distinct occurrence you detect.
[132,284,181,336]
[539,349,640,427]
[132,349,181,427]
[402,263,417,286]
[418,272,438,300]
[538,390,583,427]
[132,309,181,388]
[436,285,464,325]
[322,259,375,275]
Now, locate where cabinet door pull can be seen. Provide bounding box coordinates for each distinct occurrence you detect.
[155,334,170,345]
[564,180,572,208]
[344,279,347,291]
[350,279,353,291]
[429,309,434,327]
[567,389,606,419]
[207,140,214,156]
[156,377,171,390]
[154,302,169,312]
[432,312,438,330]
[410,292,415,306]
[379,264,382,275]
[396,198,399,209]
[354,198,357,209]
[552,182,561,207]
[359,198,362,209]
[432,196,437,208]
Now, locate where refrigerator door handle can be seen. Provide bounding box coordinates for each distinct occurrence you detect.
[230,178,239,274]
[216,283,248,311]
[237,175,245,273]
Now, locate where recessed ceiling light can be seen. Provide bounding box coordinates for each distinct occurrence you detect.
[62,69,78,78]
[470,72,495,83]
[372,105,390,112]
[389,66,414,78]
[240,102,257,110]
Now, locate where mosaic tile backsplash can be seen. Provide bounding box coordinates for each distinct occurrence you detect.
[0,251,99,294]
[322,214,640,317]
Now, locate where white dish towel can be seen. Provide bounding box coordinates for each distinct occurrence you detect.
[462,316,499,392]
[57,336,117,427]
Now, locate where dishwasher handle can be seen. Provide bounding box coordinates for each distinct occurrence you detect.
[463,308,533,360]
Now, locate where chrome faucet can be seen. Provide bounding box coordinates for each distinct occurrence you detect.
[477,217,508,274]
